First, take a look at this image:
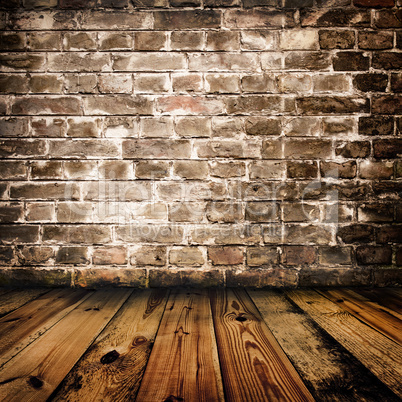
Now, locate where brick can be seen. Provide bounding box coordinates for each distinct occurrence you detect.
[358,116,393,136]
[241,181,297,201]
[374,10,402,28]
[204,0,239,5]
[173,161,208,179]
[208,246,243,265]
[372,53,402,70]
[284,52,331,71]
[65,74,97,94]
[285,225,332,245]
[241,31,276,51]
[56,246,89,265]
[116,224,184,243]
[99,32,132,51]
[335,141,370,158]
[172,73,203,93]
[171,32,203,51]
[299,267,371,287]
[242,74,277,93]
[374,139,402,159]
[57,202,92,223]
[0,203,24,223]
[283,203,319,223]
[189,53,258,72]
[0,33,26,51]
[319,30,355,49]
[245,202,279,222]
[60,0,96,7]
[337,224,374,243]
[323,203,354,223]
[353,73,388,93]
[354,0,394,7]
[196,140,261,158]
[63,32,96,51]
[98,0,129,7]
[207,31,239,51]
[227,96,295,114]
[28,32,61,50]
[372,268,402,287]
[135,161,170,179]
[132,0,168,6]
[261,53,283,70]
[158,96,224,115]
[191,224,261,245]
[212,117,244,138]
[285,0,313,6]
[135,74,169,93]
[391,74,402,93]
[358,203,394,222]
[64,161,98,180]
[224,10,290,29]
[313,74,349,93]
[134,32,166,51]
[0,118,28,137]
[0,247,14,265]
[104,117,137,138]
[226,268,298,288]
[300,9,370,27]
[333,52,369,71]
[0,74,29,93]
[397,31,402,49]
[158,181,226,202]
[283,246,316,266]
[206,202,242,223]
[244,0,279,5]
[170,0,201,6]
[84,95,152,115]
[323,117,355,136]
[49,139,119,158]
[9,11,79,31]
[280,30,319,50]
[92,247,126,265]
[31,161,63,180]
[98,74,133,93]
[134,246,166,266]
[169,247,204,266]
[250,161,285,180]
[26,203,55,221]
[356,246,392,265]
[74,268,146,288]
[0,54,45,72]
[0,139,46,158]
[285,139,332,159]
[318,247,352,265]
[277,74,312,93]
[320,161,356,179]
[154,10,221,29]
[48,53,110,73]
[99,161,133,180]
[283,117,320,137]
[246,247,278,267]
[12,96,81,115]
[0,225,40,243]
[43,225,112,244]
[205,74,239,94]
[0,161,27,180]
[66,117,101,138]
[287,161,318,179]
[140,117,173,138]
[376,225,402,243]
[169,202,205,222]
[359,160,393,180]
[80,10,152,30]
[261,139,283,159]
[10,183,80,200]
[123,139,190,159]
[245,117,281,136]
[373,96,402,115]
[297,97,369,115]
[82,181,151,202]
[210,161,245,178]
[29,74,63,94]
[358,31,393,50]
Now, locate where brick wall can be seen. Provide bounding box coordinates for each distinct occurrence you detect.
[0,0,401,288]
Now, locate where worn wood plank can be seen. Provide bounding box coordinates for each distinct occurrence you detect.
[210,288,314,402]
[0,288,132,402]
[0,288,50,317]
[249,289,401,402]
[136,289,224,402]
[50,289,169,402]
[0,288,92,368]
[354,288,402,316]
[286,289,402,398]
[317,288,402,345]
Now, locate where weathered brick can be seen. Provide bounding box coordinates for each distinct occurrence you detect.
[250,161,285,180]
[12,96,81,115]
[28,32,61,50]
[172,73,203,93]
[29,74,63,93]
[301,9,370,27]
[212,117,244,138]
[319,30,355,49]
[99,32,132,51]
[359,161,393,180]
[170,0,201,6]
[372,96,402,115]
[261,53,283,70]
[323,117,355,136]
[376,225,402,244]
[205,74,240,94]
[49,139,119,158]
[65,74,97,94]
[134,32,166,51]
[0,118,28,137]
[57,202,93,223]
[10,182,80,200]
[0,225,40,243]
[313,74,349,93]
[242,74,277,93]
[158,181,226,202]
[277,74,312,93]
[287,161,318,179]
[135,161,170,179]
[353,73,388,93]
[297,97,369,115]
[227,96,295,114]
[283,117,320,137]
[99,160,133,180]
[241,31,276,51]
[171,32,203,51]
[372,53,402,70]
[104,117,138,138]
[280,30,319,50]
[169,202,204,223]
[356,246,392,265]
[320,161,356,179]
[191,224,261,245]
[261,139,283,159]
[204,0,239,6]
[43,225,112,244]
[241,181,297,201]
[210,161,246,178]
[0,54,45,72]
[284,224,332,245]
[31,161,63,180]
[173,161,208,179]
[247,247,278,266]
[92,247,126,265]
[283,246,316,266]
[80,10,152,30]
[56,246,89,265]
[47,53,110,73]
[132,0,168,6]
[358,203,394,222]
[283,202,319,223]
[224,10,291,29]
[206,202,242,223]
[135,74,169,93]
[354,0,394,7]
[140,117,173,138]
[169,247,204,266]
[26,203,55,221]
[123,139,190,159]
[98,74,132,94]
[333,52,369,71]
[0,203,24,223]
[391,73,402,93]
[0,139,46,158]
[74,268,146,288]
[189,53,258,72]
[0,246,14,265]
[299,267,371,287]
[374,9,402,28]
[285,139,332,159]
[116,224,184,243]
[226,268,298,288]
[63,32,96,51]
[358,31,393,50]
[158,96,224,115]
[98,0,129,7]
[285,0,313,6]
[196,140,261,158]
[336,141,370,158]
[0,161,27,180]
[0,74,28,93]
[0,33,26,51]
[66,117,101,138]
[208,246,243,265]
[245,117,281,136]
[373,139,402,159]
[245,202,279,222]
[154,10,221,29]
[358,116,393,136]
[84,96,152,115]
[322,203,354,223]
[64,161,98,180]
[82,181,151,202]
[284,52,331,71]
[318,247,352,265]
[134,246,166,266]
[337,224,374,243]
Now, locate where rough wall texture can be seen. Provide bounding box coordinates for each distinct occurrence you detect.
[0,0,401,288]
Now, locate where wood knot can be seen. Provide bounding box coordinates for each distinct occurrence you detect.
[164,395,184,402]
[28,376,43,389]
[101,350,120,364]
[132,336,147,346]
[336,299,344,303]
[235,316,247,322]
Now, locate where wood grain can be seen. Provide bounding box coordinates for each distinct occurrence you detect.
[210,288,314,402]
[0,288,92,368]
[353,288,402,318]
[0,288,50,318]
[136,289,224,402]
[51,289,169,401]
[317,288,402,345]
[286,289,402,398]
[249,289,401,402]
[0,288,132,402]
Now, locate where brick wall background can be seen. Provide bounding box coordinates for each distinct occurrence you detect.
[0,0,401,288]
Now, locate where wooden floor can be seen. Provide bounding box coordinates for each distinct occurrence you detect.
[0,287,400,401]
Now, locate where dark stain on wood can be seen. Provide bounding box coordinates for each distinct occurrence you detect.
[28,376,43,389]
[100,349,119,364]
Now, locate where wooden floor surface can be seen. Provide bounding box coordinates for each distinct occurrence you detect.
[0,287,400,401]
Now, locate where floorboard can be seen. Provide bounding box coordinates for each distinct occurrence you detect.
[0,287,400,402]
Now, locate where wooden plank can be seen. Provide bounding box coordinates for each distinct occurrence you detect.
[0,288,93,368]
[210,288,314,402]
[50,289,169,401]
[317,288,402,345]
[0,288,132,401]
[286,289,402,398]
[136,289,224,402]
[354,288,402,315]
[0,288,50,317]
[249,289,401,402]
